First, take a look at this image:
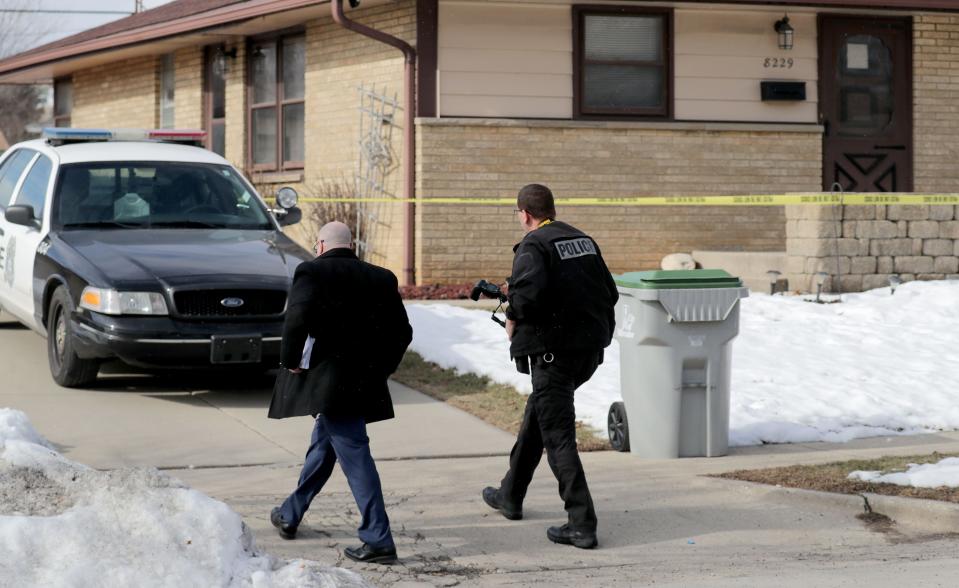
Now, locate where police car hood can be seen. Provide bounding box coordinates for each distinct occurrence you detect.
[60,229,311,287]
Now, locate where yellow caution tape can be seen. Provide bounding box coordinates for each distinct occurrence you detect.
[297,193,959,206]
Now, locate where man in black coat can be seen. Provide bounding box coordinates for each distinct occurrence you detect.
[268,221,412,565]
[482,184,618,549]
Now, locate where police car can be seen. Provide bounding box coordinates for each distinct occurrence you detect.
[0,128,313,387]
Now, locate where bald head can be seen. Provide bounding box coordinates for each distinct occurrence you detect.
[317,221,353,251]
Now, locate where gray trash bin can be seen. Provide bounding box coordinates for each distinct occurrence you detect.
[610,270,749,458]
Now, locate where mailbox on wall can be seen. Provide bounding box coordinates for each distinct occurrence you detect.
[760,81,807,101]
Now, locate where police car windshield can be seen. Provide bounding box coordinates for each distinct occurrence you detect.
[55,162,273,230]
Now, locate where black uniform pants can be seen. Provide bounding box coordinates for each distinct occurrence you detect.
[499,350,601,532]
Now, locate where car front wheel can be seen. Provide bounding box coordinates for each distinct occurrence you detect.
[47,286,100,387]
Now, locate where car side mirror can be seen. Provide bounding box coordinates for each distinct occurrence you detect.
[277,206,302,227]
[5,204,39,229]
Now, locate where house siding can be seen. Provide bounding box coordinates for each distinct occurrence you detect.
[437,1,818,124]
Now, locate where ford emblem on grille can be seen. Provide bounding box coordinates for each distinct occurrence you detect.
[220,297,245,308]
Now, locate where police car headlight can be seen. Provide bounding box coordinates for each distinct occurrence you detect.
[79,287,169,316]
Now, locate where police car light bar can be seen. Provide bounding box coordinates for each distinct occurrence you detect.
[43,127,207,146]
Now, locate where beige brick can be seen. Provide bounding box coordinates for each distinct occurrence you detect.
[909,221,940,238]
[805,256,850,275]
[838,274,863,292]
[857,221,899,239]
[917,273,946,281]
[898,220,909,238]
[894,256,936,273]
[850,257,877,274]
[794,220,840,238]
[930,205,955,220]
[786,256,806,274]
[940,221,959,238]
[887,205,929,221]
[877,256,894,274]
[870,238,914,256]
[924,239,954,256]
[842,205,877,220]
[935,256,959,273]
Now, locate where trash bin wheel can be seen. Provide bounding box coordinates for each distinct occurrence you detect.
[608,402,629,452]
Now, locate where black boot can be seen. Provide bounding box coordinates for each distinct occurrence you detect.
[344,543,398,565]
[547,524,597,549]
[270,507,297,540]
[482,486,523,520]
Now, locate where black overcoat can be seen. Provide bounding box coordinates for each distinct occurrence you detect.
[268,248,412,423]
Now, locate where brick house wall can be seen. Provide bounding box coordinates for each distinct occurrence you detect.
[416,119,822,284]
[72,55,159,129]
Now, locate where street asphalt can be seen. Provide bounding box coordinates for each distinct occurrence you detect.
[2,311,959,587]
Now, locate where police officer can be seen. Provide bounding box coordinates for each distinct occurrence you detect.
[482,184,618,549]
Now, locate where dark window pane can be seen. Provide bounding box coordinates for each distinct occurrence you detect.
[585,15,662,62]
[283,103,304,162]
[583,64,663,110]
[16,155,52,219]
[54,79,73,118]
[0,149,37,208]
[251,42,277,104]
[252,108,277,165]
[211,59,226,120]
[212,122,226,156]
[282,36,305,100]
[160,54,176,128]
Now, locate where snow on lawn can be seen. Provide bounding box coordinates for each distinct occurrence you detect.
[0,408,369,588]
[406,280,959,447]
[848,457,959,488]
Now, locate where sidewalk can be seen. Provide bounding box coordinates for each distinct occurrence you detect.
[175,416,959,587]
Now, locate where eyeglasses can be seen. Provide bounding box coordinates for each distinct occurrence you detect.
[313,239,324,254]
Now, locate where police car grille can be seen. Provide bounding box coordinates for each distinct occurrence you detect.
[173,290,287,317]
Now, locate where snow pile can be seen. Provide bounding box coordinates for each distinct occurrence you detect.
[848,457,959,488]
[0,408,369,588]
[406,280,959,446]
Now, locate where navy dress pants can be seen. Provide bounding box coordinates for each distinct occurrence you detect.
[279,414,394,549]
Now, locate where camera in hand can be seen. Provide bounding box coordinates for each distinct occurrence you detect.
[470,279,507,303]
[470,279,508,327]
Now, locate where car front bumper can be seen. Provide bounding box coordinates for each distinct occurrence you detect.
[70,311,284,369]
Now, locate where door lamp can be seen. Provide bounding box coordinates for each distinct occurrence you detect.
[775,15,795,51]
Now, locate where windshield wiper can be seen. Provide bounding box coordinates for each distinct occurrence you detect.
[149,220,223,228]
[62,221,145,229]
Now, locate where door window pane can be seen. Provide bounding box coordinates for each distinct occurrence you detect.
[282,36,305,100]
[585,15,662,61]
[211,60,226,120]
[251,42,277,104]
[0,149,37,209]
[252,108,277,165]
[283,103,304,162]
[54,79,73,117]
[16,155,52,220]
[838,35,893,136]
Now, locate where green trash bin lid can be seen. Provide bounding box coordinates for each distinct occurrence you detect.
[615,269,743,290]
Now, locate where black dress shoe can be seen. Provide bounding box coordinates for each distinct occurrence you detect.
[270,507,297,540]
[547,524,598,549]
[482,486,523,520]
[344,543,398,565]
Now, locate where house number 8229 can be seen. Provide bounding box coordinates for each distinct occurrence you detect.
[764,58,794,68]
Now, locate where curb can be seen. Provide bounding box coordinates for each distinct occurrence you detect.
[707,477,959,533]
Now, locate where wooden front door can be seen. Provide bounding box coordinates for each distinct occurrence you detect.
[820,17,913,192]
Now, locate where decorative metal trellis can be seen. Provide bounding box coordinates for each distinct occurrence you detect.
[354,83,400,263]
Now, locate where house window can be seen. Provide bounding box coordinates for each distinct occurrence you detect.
[574,7,671,118]
[53,78,73,127]
[159,54,175,129]
[248,34,305,170]
[204,48,226,156]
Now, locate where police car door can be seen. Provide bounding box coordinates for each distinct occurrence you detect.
[0,148,40,322]
[0,151,52,329]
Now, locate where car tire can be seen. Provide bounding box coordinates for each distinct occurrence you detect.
[47,286,100,388]
[608,401,630,453]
